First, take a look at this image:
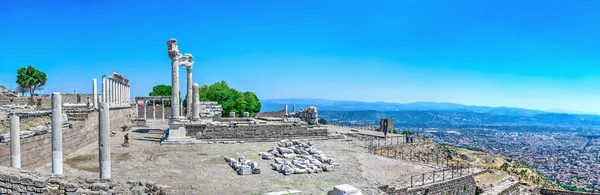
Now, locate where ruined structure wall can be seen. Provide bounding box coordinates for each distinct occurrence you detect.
[187,124,328,139]
[0,107,134,169]
[494,182,520,195]
[254,110,286,118]
[0,166,164,194]
[404,175,477,195]
[0,94,104,108]
[540,189,600,195]
[137,105,171,120]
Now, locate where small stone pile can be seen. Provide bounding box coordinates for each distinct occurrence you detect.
[224,156,261,175]
[259,139,338,175]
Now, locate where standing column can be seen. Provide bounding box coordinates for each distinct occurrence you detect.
[51,92,63,174]
[102,76,106,103]
[171,60,180,121]
[125,85,129,105]
[10,115,21,168]
[117,82,123,106]
[144,103,147,120]
[162,99,165,121]
[186,66,193,119]
[153,101,156,121]
[112,80,116,105]
[135,100,139,118]
[92,78,98,109]
[192,83,200,121]
[107,79,112,105]
[98,102,111,179]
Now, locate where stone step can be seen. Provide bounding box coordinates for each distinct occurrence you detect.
[199,135,343,143]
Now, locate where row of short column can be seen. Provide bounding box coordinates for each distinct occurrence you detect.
[137,99,167,121]
[8,92,111,179]
[100,76,130,107]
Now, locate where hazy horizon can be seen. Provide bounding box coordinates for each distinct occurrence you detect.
[2,0,600,114]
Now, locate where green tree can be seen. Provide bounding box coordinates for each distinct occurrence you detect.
[16,65,47,99]
[148,84,179,106]
[400,130,414,135]
[318,118,327,124]
[195,81,261,117]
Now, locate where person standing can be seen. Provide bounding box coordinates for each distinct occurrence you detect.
[122,133,129,147]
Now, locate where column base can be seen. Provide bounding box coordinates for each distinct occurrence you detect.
[161,120,203,145]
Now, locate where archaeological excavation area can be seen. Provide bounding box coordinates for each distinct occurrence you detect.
[0,38,508,195]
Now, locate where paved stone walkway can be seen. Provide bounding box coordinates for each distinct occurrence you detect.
[36,122,437,194]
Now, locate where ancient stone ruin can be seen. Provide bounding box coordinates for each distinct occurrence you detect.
[261,139,338,175]
[224,156,261,175]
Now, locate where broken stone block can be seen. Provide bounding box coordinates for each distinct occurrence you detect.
[252,167,261,174]
[293,168,308,174]
[323,165,334,172]
[277,147,294,154]
[282,166,293,176]
[283,153,297,159]
[237,165,252,175]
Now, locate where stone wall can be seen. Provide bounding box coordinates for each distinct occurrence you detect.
[0,94,102,109]
[255,110,286,118]
[393,175,477,195]
[137,105,171,120]
[0,166,164,194]
[187,124,328,139]
[540,189,600,195]
[493,181,520,195]
[0,107,134,169]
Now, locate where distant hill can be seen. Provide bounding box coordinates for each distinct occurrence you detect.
[260,98,600,128]
[262,98,552,116]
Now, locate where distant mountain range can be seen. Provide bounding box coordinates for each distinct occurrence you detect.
[261,98,593,116]
[260,98,600,128]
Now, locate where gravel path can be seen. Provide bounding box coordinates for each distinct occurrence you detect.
[36,122,438,194]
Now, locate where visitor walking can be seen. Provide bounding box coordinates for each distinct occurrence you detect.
[122,133,129,147]
[86,97,91,108]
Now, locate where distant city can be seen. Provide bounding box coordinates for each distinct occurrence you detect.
[262,99,600,192]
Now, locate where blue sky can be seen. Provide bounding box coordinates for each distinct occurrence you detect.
[1,0,600,113]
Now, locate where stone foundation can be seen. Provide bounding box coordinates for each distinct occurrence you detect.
[187,124,328,140]
[0,166,164,194]
[0,107,135,169]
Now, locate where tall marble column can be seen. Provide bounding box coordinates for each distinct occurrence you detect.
[10,115,21,168]
[109,79,113,105]
[51,92,63,174]
[92,78,98,109]
[186,65,193,119]
[169,42,181,121]
[98,102,111,179]
[118,82,122,106]
[192,83,200,121]
[102,75,106,103]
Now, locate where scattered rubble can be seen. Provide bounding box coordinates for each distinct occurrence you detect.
[260,139,338,175]
[224,156,261,175]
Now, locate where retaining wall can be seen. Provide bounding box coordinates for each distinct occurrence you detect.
[0,107,134,169]
[0,94,101,109]
[541,189,600,195]
[255,110,286,118]
[187,124,328,139]
[383,174,477,195]
[493,182,520,195]
[0,166,164,194]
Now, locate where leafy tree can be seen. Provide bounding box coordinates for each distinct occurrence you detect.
[148,84,179,106]
[400,130,414,135]
[16,65,47,98]
[318,118,327,124]
[194,81,261,117]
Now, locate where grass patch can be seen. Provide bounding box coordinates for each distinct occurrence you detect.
[65,154,98,173]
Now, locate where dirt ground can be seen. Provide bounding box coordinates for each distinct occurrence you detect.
[36,122,437,195]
